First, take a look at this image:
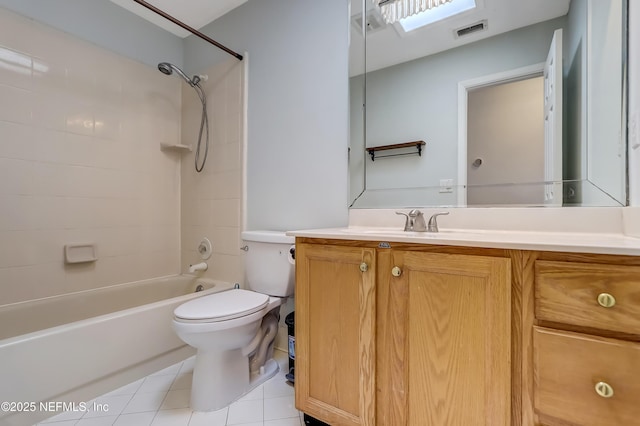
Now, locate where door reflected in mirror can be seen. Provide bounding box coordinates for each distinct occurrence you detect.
[349,0,627,208]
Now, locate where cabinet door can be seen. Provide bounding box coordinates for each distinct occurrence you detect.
[378,251,511,426]
[295,243,376,426]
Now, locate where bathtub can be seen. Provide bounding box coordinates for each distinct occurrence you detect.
[0,275,233,426]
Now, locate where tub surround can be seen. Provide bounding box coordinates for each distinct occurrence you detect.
[288,207,640,255]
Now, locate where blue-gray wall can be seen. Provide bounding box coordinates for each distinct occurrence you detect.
[0,0,183,68]
[184,0,350,231]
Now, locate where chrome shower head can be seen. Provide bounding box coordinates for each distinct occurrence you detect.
[157,62,195,87]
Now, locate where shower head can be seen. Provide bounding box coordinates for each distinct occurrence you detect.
[157,62,195,87]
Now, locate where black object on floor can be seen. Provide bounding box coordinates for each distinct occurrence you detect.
[303,413,330,425]
[285,311,295,383]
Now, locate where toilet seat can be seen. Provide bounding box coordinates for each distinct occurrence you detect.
[174,289,269,323]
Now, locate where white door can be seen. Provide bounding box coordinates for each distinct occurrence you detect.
[544,29,563,205]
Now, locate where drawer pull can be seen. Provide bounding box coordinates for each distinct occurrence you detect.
[597,293,616,308]
[359,262,368,272]
[595,381,614,398]
[391,266,402,277]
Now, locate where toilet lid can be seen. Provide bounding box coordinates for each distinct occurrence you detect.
[174,289,269,322]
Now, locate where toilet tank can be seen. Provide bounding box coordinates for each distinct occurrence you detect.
[241,231,295,297]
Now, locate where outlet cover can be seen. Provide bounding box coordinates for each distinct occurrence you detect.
[439,179,454,193]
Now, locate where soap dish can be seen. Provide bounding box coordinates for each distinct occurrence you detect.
[64,243,98,264]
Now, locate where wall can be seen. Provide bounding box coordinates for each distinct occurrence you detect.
[467,77,544,205]
[586,0,625,204]
[0,8,182,305]
[184,0,350,231]
[181,58,245,285]
[351,16,565,207]
[562,0,587,205]
[0,0,183,69]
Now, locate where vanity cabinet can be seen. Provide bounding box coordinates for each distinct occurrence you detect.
[532,259,640,426]
[295,239,512,426]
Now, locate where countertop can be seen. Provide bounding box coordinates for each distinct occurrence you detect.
[287,226,640,256]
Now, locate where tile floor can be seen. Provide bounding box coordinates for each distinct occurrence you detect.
[38,350,303,426]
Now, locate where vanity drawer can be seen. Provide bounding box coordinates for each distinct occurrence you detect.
[534,327,640,426]
[535,260,640,334]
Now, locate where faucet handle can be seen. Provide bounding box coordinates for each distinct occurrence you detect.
[427,212,449,233]
[396,211,410,231]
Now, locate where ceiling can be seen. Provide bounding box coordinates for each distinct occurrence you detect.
[109,0,248,38]
[350,0,571,75]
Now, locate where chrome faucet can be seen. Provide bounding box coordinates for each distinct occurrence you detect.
[396,209,427,232]
[427,212,450,233]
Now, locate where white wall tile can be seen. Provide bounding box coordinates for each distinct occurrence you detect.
[0,8,182,304]
[0,84,32,124]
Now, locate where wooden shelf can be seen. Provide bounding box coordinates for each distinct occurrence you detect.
[366,141,426,161]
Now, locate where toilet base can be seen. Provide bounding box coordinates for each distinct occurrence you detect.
[190,351,280,412]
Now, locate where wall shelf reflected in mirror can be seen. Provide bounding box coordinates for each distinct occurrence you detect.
[367,140,426,161]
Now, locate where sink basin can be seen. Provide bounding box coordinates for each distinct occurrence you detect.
[339,228,481,236]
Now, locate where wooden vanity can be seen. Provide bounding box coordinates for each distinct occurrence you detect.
[292,236,640,426]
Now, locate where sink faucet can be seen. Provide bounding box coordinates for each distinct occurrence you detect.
[396,209,427,232]
[427,212,450,233]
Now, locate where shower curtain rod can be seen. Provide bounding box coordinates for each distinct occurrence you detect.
[132,0,243,61]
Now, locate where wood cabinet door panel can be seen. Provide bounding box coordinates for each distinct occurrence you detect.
[295,243,376,426]
[379,251,511,426]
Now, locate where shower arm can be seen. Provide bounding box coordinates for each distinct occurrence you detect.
[133,0,243,61]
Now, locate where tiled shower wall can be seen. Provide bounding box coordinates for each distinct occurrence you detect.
[0,8,182,305]
[180,58,245,286]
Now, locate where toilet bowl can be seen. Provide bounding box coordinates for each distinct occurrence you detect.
[172,231,295,411]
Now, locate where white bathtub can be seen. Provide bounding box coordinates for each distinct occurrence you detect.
[0,275,233,426]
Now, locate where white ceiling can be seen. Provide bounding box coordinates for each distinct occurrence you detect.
[109,0,247,38]
[350,0,571,75]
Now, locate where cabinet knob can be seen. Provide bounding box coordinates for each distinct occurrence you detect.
[359,262,368,272]
[595,381,614,398]
[391,266,402,277]
[597,293,616,308]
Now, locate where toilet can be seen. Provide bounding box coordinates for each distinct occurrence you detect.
[172,231,295,411]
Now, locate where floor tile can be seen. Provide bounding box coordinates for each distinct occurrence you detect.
[150,363,182,377]
[160,389,191,410]
[237,384,264,401]
[187,408,228,426]
[265,418,303,426]
[226,399,263,425]
[170,372,193,391]
[112,412,156,426]
[121,391,167,414]
[83,395,132,418]
[263,396,299,421]
[75,415,119,425]
[150,408,192,426]
[137,375,176,394]
[263,376,294,399]
[105,379,144,397]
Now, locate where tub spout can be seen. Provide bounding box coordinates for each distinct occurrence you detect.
[188,262,208,273]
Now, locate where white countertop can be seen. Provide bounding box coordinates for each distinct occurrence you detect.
[287,207,640,256]
[287,227,640,255]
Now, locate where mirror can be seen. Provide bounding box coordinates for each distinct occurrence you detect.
[349,0,627,208]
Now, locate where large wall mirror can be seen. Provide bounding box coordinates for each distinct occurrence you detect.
[349,0,628,208]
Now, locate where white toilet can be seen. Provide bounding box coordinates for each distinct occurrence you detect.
[172,231,295,411]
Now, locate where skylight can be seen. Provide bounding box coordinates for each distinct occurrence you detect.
[399,0,476,32]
